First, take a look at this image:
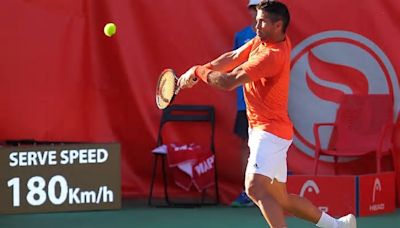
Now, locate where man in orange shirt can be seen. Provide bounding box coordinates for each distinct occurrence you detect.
[178,1,356,228]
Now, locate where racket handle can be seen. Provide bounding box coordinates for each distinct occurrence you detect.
[175,76,197,94]
[175,87,181,95]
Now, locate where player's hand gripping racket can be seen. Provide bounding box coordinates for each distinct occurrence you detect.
[155,68,197,109]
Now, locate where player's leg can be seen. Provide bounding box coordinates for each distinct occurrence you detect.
[245,129,356,228]
[251,174,322,222]
[254,177,356,228]
[245,174,287,227]
[245,129,291,227]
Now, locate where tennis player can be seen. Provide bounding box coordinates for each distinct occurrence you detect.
[178,1,356,227]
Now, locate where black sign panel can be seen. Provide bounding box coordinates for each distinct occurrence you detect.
[0,143,121,214]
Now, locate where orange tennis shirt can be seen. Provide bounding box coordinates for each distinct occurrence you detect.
[240,36,293,140]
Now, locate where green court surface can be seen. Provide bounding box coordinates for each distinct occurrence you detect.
[1,203,399,228]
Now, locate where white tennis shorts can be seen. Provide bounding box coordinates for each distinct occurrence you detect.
[245,128,293,183]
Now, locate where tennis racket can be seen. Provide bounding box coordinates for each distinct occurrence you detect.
[155,68,197,109]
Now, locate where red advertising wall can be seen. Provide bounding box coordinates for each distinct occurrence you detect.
[287,175,357,216]
[0,0,399,204]
[287,172,396,217]
[358,172,396,216]
[286,0,400,176]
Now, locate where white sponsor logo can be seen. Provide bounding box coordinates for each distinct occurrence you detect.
[300,180,328,212]
[300,180,320,196]
[194,155,214,176]
[372,178,382,203]
[290,31,399,161]
[370,178,384,211]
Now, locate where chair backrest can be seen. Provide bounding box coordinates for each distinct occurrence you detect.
[333,94,393,154]
[156,104,215,153]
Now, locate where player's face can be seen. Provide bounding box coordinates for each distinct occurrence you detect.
[255,10,281,41]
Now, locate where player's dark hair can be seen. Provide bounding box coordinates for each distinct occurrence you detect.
[257,0,290,33]
[248,5,257,11]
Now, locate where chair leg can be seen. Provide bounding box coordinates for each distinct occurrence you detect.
[148,155,159,206]
[376,153,381,173]
[314,154,320,175]
[201,189,206,204]
[161,155,170,205]
[334,156,338,175]
[213,155,220,204]
[200,155,219,205]
[333,156,339,175]
[391,150,397,172]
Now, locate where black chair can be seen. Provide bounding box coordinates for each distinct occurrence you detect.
[148,104,219,207]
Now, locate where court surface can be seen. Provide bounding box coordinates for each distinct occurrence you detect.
[1,202,399,228]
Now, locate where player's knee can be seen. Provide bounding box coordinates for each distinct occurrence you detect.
[245,180,264,201]
[245,185,258,201]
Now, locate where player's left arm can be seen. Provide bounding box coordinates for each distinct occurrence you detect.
[178,39,255,89]
[195,66,251,91]
[195,48,285,91]
[179,44,285,90]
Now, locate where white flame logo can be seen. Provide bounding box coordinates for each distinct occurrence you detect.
[300,180,320,197]
[289,30,399,160]
[372,178,382,203]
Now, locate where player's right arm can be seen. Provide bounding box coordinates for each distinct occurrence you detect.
[178,38,254,89]
[189,42,285,91]
[205,38,254,73]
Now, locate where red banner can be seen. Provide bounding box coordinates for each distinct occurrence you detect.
[0,0,399,205]
[358,172,396,216]
[287,175,357,216]
[286,0,400,175]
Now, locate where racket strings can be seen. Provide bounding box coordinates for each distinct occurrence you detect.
[159,78,170,102]
[156,70,177,109]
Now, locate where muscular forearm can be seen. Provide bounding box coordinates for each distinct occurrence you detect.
[206,71,237,91]
[195,66,250,91]
[206,50,247,73]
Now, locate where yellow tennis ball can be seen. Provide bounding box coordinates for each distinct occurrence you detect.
[104,23,116,37]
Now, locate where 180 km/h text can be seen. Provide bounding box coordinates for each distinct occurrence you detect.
[7,175,114,207]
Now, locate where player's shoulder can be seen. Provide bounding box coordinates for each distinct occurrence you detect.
[271,36,291,57]
[253,39,288,63]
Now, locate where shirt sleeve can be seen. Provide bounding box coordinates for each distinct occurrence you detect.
[241,47,285,81]
[234,37,255,56]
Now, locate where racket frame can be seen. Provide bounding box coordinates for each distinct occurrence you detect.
[156,69,179,109]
